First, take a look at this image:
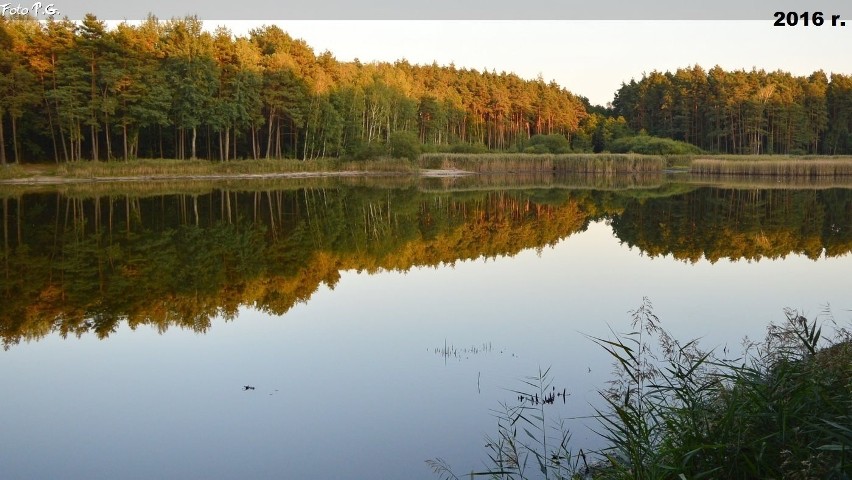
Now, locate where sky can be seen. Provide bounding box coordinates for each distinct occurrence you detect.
[204,20,852,106]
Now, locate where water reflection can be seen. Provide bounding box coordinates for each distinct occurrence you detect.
[611,187,852,262]
[0,181,850,348]
[1,179,851,479]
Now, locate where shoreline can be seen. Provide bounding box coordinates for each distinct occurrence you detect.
[0,168,476,186]
[3,153,852,187]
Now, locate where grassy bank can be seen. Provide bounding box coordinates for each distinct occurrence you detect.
[0,164,34,180]
[0,157,418,182]
[5,154,852,184]
[0,175,425,200]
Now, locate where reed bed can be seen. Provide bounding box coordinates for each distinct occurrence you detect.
[433,300,852,480]
[652,153,852,169]
[586,301,852,480]
[691,158,852,176]
[419,153,665,174]
[698,154,852,162]
[55,159,297,177]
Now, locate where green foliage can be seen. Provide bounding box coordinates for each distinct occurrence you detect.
[0,14,593,163]
[612,67,847,155]
[825,74,852,155]
[449,143,490,154]
[524,134,571,154]
[348,141,388,161]
[524,144,552,154]
[389,131,421,159]
[608,135,703,155]
[588,300,852,480]
[9,16,852,163]
[573,113,634,153]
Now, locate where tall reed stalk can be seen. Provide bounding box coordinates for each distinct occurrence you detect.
[431,300,852,479]
[587,300,851,479]
[428,367,578,480]
[691,158,852,177]
[419,154,665,175]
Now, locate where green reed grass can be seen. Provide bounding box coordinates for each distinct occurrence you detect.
[419,154,665,175]
[0,157,417,181]
[691,158,852,177]
[0,164,33,180]
[432,299,852,479]
[588,299,851,480]
[428,367,579,480]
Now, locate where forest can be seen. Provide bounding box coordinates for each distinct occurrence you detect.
[612,66,852,155]
[0,14,851,166]
[0,14,586,164]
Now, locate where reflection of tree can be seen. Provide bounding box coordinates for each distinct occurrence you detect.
[610,188,852,263]
[4,186,850,347]
[0,187,592,347]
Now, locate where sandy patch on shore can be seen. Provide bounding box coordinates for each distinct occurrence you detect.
[418,169,475,177]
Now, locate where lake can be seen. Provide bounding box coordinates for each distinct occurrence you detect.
[1,175,850,479]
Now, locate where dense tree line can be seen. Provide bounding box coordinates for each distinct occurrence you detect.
[612,65,852,155]
[4,15,851,163]
[0,14,588,164]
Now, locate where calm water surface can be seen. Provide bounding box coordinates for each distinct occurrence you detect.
[1,179,850,479]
